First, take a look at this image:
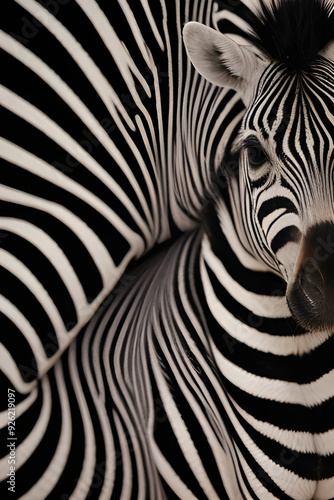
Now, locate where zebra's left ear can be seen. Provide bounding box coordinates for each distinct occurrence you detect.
[319,40,334,61]
[183,22,268,105]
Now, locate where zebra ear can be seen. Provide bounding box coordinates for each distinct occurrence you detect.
[183,22,267,104]
[319,40,334,61]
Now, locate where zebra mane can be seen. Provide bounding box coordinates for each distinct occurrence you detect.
[248,0,334,72]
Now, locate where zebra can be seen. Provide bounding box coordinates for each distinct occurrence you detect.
[1,0,334,499]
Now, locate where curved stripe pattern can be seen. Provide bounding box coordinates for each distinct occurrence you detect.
[2,220,334,498]
[1,0,239,391]
[1,0,334,499]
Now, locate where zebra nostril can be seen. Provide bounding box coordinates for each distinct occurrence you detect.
[287,266,326,331]
[296,262,324,309]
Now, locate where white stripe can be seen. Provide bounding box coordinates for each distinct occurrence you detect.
[0,377,52,481]
[149,315,221,500]
[237,452,290,500]
[131,0,164,50]
[150,441,198,500]
[1,243,135,382]
[19,366,72,500]
[113,412,133,500]
[81,318,116,499]
[75,0,151,98]
[159,308,242,499]
[0,344,37,394]
[0,29,157,233]
[67,342,96,500]
[14,0,135,129]
[202,233,290,318]
[201,345,317,499]
[262,208,288,236]
[216,196,270,272]
[0,140,135,277]
[1,249,66,335]
[1,218,87,319]
[233,400,334,455]
[101,287,149,500]
[0,86,150,249]
[200,257,329,356]
[1,296,47,372]
[0,387,38,429]
[266,213,300,245]
[214,346,334,407]
[314,477,334,500]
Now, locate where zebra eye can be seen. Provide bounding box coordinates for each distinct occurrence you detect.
[246,144,267,169]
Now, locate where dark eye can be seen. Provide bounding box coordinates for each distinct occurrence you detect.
[246,144,267,169]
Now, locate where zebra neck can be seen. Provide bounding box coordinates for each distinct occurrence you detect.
[200,203,332,358]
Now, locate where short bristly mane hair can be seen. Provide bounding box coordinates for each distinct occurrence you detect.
[247,0,334,72]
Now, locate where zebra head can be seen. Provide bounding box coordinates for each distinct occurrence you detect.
[183,0,334,332]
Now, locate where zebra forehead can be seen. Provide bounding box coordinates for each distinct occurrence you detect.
[243,62,334,144]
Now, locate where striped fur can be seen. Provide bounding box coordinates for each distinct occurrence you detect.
[1,0,334,499]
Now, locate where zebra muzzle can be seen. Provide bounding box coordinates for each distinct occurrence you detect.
[286,222,334,332]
